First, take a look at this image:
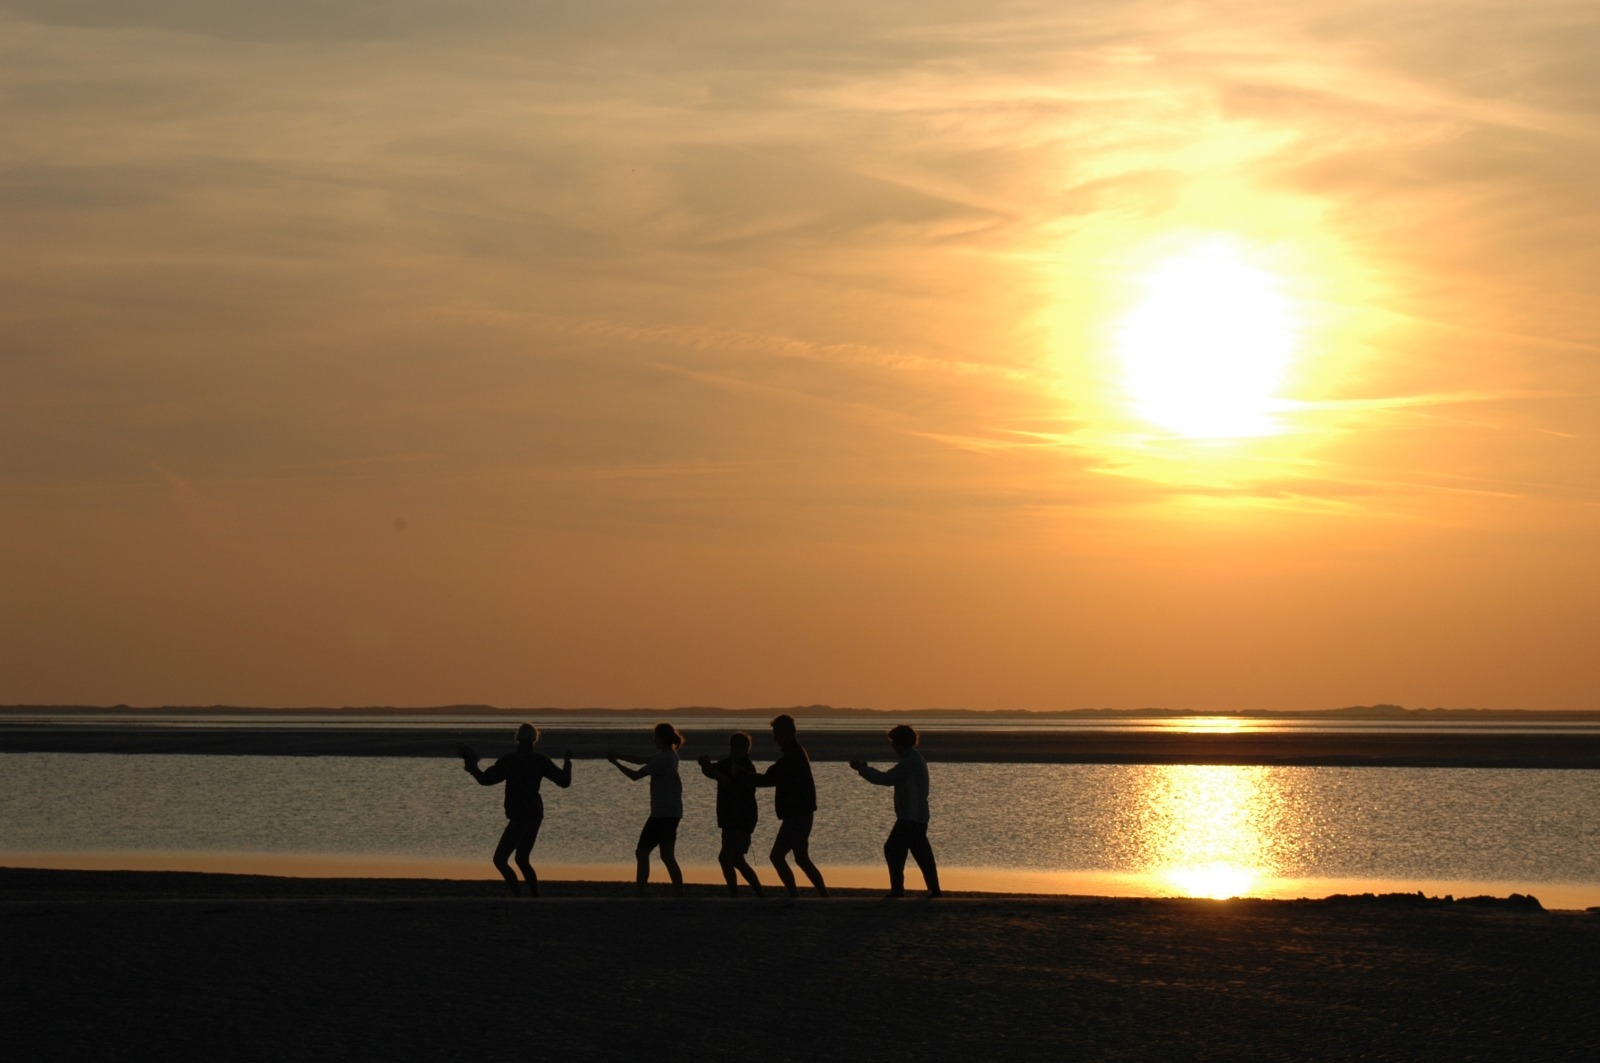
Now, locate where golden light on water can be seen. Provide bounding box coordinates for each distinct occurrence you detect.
[1115,240,1298,440]
[1157,715,1260,734]
[1136,765,1285,899]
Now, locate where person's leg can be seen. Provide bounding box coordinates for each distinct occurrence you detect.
[718,829,739,896]
[906,821,941,896]
[514,818,543,897]
[634,819,658,897]
[492,821,522,895]
[729,828,763,896]
[769,820,800,897]
[660,835,685,896]
[788,814,828,897]
[883,820,912,896]
[734,855,764,896]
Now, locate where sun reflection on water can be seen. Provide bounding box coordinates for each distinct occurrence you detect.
[1154,715,1260,734]
[1134,765,1286,899]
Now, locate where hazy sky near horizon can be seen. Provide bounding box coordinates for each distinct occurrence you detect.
[4,1,1599,711]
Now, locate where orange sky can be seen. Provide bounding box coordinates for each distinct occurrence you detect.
[3,2,1598,711]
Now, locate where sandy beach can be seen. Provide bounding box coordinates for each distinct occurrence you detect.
[6,724,1600,767]
[5,868,1596,1062]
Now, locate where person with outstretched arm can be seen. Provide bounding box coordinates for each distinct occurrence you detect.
[753,713,828,898]
[609,722,686,897]
[698,732,765,898]
[849,724,942,899]
[459,723,572,897]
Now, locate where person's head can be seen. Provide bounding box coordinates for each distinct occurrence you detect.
[769,713,797,744]
[888,724,918,752]
[654,722,684,750]
[729,731,752,755]
[515,723,539,746]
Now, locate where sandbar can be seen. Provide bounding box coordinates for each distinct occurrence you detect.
[5,724,1600,767]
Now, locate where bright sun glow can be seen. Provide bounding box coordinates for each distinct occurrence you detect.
[1116,241,1297,439]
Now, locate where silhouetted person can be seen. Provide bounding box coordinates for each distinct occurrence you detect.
[609,723,686,897]
[459,723,572,897]
[850,724,941,898]
[753,713,828,898]
[698,732,765,898]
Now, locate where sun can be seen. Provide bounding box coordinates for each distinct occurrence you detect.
[1115,240,1297,438]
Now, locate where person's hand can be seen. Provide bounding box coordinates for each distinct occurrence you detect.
[848,759,865,771]
[698,754,712,767]
[457,744,479,767]
[564,749,573,761]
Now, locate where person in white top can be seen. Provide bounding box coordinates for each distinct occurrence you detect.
[609,722,686,897]
[849,724,942,898]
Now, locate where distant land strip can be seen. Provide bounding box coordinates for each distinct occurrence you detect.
[4,725,1599,768]
[7,703,1600,719]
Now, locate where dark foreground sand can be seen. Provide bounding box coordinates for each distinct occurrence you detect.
[5,869,1596,1062]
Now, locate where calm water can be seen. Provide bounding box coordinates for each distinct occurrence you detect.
[3,754,1597,906]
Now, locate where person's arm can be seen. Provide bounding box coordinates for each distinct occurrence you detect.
[608,752,650,781]
[459,746,504,786]
[699,755,731,782]
[547,751,573,789]
[850,758,904,786]
[750,758,784,788]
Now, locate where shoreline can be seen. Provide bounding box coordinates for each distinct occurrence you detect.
[10,855,1596,911]
[5,724,1600,766]
[0,865,1581,907]
[6,868,1597,1062]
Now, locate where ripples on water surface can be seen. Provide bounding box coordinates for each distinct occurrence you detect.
[2,755,1596,906]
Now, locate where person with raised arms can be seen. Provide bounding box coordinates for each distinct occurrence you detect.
[459,723,572,897]
[753,713,828,898]
[698,731,765,898]
[849,724,942,899]
[609,722,687,898]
